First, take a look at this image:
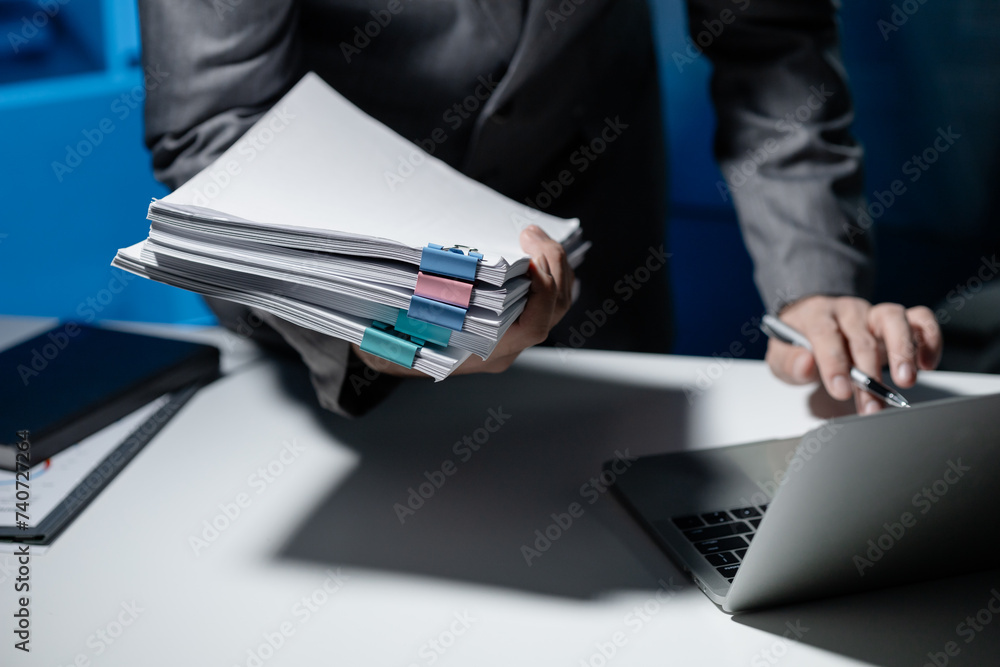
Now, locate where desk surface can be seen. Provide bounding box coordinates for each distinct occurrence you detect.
[2,317,999,666]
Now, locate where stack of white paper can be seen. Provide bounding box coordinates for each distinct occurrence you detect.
[112,73,587,380]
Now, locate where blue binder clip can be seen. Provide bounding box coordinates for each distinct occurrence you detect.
[419,243,483,282]
[360,321,421,368]
[407,295,466,331]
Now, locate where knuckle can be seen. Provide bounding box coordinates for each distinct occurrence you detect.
[804,314,839,334]
[876,302,906,319]
[834,295,864,312]
[818,346,849,367]
[850,334,878,355]
[535,271,556,291]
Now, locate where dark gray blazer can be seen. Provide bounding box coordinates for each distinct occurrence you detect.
[137,0,872,415]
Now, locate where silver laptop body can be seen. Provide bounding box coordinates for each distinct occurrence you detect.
[610,392,1000,613]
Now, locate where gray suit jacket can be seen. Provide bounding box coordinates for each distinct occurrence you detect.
[137,0,872,415]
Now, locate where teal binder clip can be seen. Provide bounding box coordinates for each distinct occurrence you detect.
[419,243,483,281]
[360,321,421,368]
[394,310,452,346]
[407,295,466,331]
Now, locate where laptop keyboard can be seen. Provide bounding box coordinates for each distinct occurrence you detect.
[664,505,769,583]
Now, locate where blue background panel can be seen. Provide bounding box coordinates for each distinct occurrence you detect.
[1,0,998,359]
[0,71,212,324]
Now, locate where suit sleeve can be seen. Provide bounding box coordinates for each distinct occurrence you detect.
[686,0,873,313]
[138,0,389,416]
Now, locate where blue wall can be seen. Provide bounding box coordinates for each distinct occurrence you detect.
[0,0,213,325]
[2,0,998,354]
[654,0,1000,357]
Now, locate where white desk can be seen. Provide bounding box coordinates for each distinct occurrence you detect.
[3,317,999,666]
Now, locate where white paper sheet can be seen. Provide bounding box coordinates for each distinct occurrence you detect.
[157,72,581,279]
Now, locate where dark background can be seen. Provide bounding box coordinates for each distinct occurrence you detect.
[1,0,997,369]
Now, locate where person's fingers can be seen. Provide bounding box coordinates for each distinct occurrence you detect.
[796,310,853,402]
[765,340,818,385]
[458,270,558,375]
[520,225,573,317]
[832,299,883,414]
[504,226,561,345]
[905,306,943,370]
[515,260,558,346]
[867,302,917,387]
[555,243,574,315]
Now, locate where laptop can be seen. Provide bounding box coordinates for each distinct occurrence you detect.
[608,392,1000,613]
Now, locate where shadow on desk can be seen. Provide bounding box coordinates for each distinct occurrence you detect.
[272,361,995,664]
[735,568,1000,666]
[273,362,693,599]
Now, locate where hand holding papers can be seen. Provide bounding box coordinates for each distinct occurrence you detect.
[113,73,587,380]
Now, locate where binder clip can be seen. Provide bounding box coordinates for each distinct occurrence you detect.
[414,271,473,309]
[394,309,451,346]
[419,243,483,282]
[408,243,483,332]
[359,321,423,368]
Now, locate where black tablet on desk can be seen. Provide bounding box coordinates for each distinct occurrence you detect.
[0,323,220,470]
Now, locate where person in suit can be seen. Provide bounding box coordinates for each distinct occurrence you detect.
[137,0,942,416]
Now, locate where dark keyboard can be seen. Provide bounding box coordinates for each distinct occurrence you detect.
[662,504,768,583]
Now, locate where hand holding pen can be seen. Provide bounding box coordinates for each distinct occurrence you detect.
[758,296,943,414]
[762,315,910,408]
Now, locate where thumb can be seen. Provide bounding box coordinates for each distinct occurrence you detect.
[766,341,818,385]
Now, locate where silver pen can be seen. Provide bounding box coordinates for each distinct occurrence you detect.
[760,314,911,408]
